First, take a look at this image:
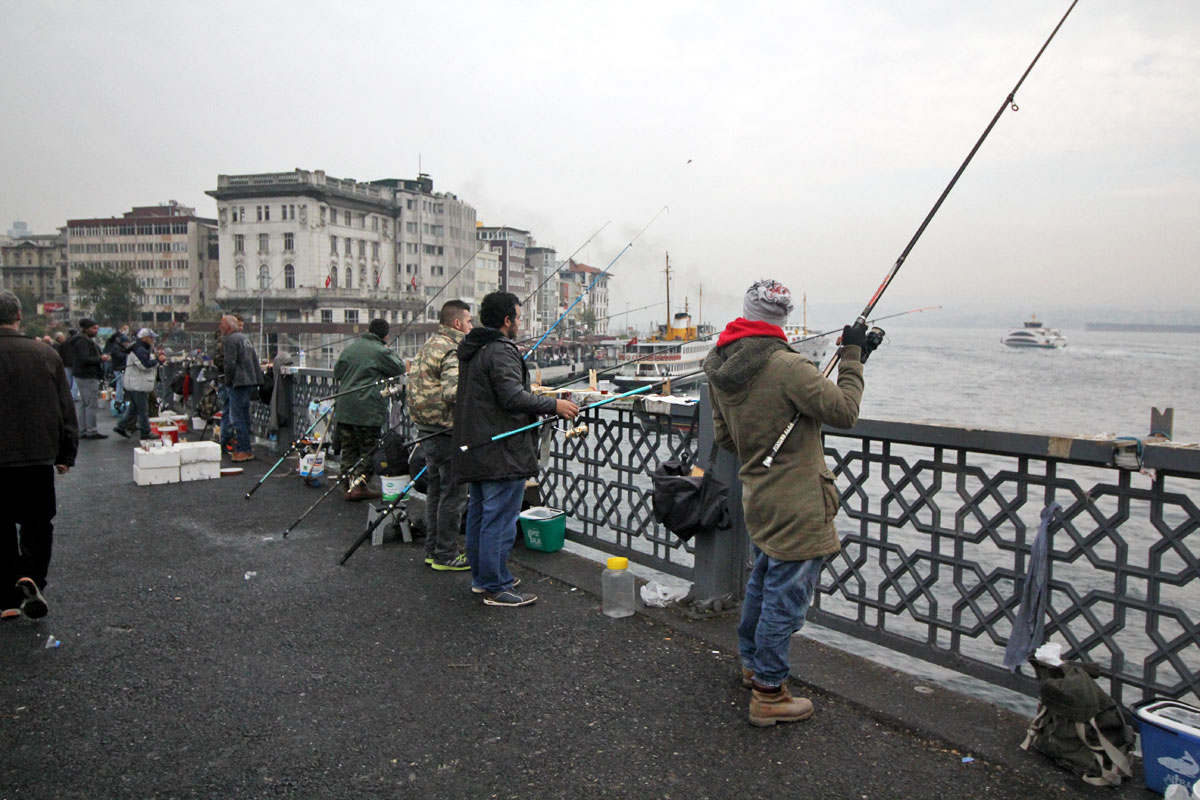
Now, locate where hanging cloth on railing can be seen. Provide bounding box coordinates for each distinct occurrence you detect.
[1004,501,1060,672]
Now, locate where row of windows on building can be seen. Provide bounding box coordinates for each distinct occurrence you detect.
[315,306,437,325]
[136,277,189,289]
[70,259,190,272]
[231,205,300,223]
[327,236,382,259]
[70,242,188,254]
[69,223,189,237]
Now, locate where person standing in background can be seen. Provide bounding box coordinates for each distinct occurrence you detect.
[68,319,110,439]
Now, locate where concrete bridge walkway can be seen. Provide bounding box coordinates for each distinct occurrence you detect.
[1,435,1146,799]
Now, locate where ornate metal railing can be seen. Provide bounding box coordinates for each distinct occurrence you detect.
[241,371,1198,706]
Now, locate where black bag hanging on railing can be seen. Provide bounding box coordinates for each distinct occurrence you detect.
[650,441,732,541]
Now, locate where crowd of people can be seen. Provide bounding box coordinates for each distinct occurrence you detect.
[1,283,874,727]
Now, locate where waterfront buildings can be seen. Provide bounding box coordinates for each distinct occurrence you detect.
[526,245,559,336]
[0,230,68,319]
[66,202,217,324]
[560,260,610,335]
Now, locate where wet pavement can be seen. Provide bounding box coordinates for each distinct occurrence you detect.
[0,434,1150,799]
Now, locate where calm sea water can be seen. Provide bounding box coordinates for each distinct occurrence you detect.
[856,326,1200,443]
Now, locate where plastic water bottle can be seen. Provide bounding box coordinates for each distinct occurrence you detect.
[602,557,635,618]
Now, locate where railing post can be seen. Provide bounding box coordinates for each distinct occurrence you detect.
[688,379,750,613]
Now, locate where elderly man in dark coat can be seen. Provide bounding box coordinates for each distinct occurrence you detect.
[221,314,264,463]
[0,290,78,620]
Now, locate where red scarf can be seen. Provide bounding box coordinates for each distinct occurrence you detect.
[716,317,788,348]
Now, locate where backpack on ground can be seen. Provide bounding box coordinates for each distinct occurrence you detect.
[1020,659,1135,786]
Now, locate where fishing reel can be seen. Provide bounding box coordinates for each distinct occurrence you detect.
[380,380,404,398]
[558,424,589,441]
[861,326,885,363]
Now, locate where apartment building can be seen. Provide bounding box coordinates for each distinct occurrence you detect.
[66,202,216,323]
[0,231,68,311]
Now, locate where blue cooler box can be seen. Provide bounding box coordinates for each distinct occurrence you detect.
[1135,699,1200,795]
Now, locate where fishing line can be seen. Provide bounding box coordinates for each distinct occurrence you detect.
[515,301,666,347]
[524,206,669,360]
[519,220,612,308]
[762,0,1080,469]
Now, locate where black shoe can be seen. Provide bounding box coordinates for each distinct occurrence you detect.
[16,578,47,620]
[483,590,537,607]
[113,427,130,439]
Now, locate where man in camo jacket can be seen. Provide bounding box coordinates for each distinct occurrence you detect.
[408,300,473,570]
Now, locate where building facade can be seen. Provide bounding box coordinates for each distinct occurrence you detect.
[560,260,610,335]
[66,202,216,323]
[206,170,478,331]
[0,231,68,312]
[525,245,559,337]
[476,225,535,333]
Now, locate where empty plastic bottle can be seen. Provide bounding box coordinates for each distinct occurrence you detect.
[602,557,636,618]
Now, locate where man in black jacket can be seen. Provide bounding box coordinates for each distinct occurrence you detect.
[453,292,578,607]
[68,318,110,438]
[0,290,78,620]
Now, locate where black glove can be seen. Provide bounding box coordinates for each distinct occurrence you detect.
[841,321,869,350]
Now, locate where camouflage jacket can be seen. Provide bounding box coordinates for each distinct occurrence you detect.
[408,325,465,430]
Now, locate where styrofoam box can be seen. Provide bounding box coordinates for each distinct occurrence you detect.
[133,465,180,486]
[134,446,181,469]
[180,462,221,482]
[192,417,205,431]
[176,441,221,464]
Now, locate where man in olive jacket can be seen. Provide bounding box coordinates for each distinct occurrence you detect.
[452,292,577,607]
[333,319,404,500]
[0,290,78,620]
[703,279,867,727]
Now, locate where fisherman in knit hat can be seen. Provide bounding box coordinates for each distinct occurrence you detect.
[702,279,872,727]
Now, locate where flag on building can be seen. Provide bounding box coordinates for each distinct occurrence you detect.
[325,274,331,288]
[410,275,417,291]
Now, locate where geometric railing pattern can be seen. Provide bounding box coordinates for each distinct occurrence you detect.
[244,372,1198,705]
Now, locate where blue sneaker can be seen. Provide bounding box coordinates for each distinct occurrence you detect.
[483,590,537,608]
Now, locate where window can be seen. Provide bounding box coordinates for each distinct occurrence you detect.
[256,205,263,222]
[372,269,379,287]
[344,237,351,255]
[345,267,352,289]
[344,310,359,324]
[372,216,379,231]
[284,264,295,289]
[284,232,294,251]
[237,207,245,222]
[234,234,245,253]
[358,240,366,257]
[360,213,366,228]
[406,221,417,234]
[330,265,338,286]
[259,264,270,289]
[344,210,352,225]
[321,309,333,324]
[264,205,270,221]
[258,233,269,252]
[330,235,337,255]
[235,265,246,289]
[372,242,379,260]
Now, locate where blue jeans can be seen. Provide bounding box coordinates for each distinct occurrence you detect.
[113,370,125,406]
[738,549,825,688]
[465,479,525,594]
[226,385,254,454]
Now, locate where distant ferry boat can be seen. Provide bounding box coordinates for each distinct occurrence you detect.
[613,311,712,391]
[784,294,828,365]
[1003,315,1067,349]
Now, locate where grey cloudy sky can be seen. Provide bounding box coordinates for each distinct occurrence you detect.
[3,1,1197,328]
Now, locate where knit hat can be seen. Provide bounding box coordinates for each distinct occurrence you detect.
[742,280,794,327]
[137,328,156,339]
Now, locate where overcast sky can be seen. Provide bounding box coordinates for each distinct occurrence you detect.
[3,1,1197,329]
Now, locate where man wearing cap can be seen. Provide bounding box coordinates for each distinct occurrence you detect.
[703,279,871,726]
[67,318,110,439]
[113,328,166,440]
[0,290,77,620]
[333,318,404,500]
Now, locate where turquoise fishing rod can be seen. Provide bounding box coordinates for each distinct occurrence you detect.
[524,206,669,361]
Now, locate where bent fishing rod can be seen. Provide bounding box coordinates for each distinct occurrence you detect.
[524,206,670,360]
[762,0,1080,469]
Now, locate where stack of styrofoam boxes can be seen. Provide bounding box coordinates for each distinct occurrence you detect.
[133,441,222,486]
[177,441,221,482]
[134,445,181,486]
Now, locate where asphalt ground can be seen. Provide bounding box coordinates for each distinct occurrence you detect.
[0,434,1154,799]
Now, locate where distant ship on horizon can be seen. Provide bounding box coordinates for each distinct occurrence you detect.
[1085,322,1200,333]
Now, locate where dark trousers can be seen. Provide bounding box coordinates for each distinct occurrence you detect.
[339,424,380,488]
[421,433,468,562]
[0,466,57,608]
[116,389,151,438]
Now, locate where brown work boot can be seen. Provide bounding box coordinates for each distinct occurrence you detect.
[741,667,754,689]
[748,681,814,727]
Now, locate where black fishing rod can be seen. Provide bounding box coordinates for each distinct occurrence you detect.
[762,0,1080,469]
[245,406,334,499]
[337,465,427,565]
[525,206,669,360]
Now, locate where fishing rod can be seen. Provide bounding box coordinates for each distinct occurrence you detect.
[515,301,666,348]
[520,221,612,308]
[787,305,942,346]
[338,466,427,565]
[762,0,1080,469]
[524,206,670,360]
[245,406,334,498]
